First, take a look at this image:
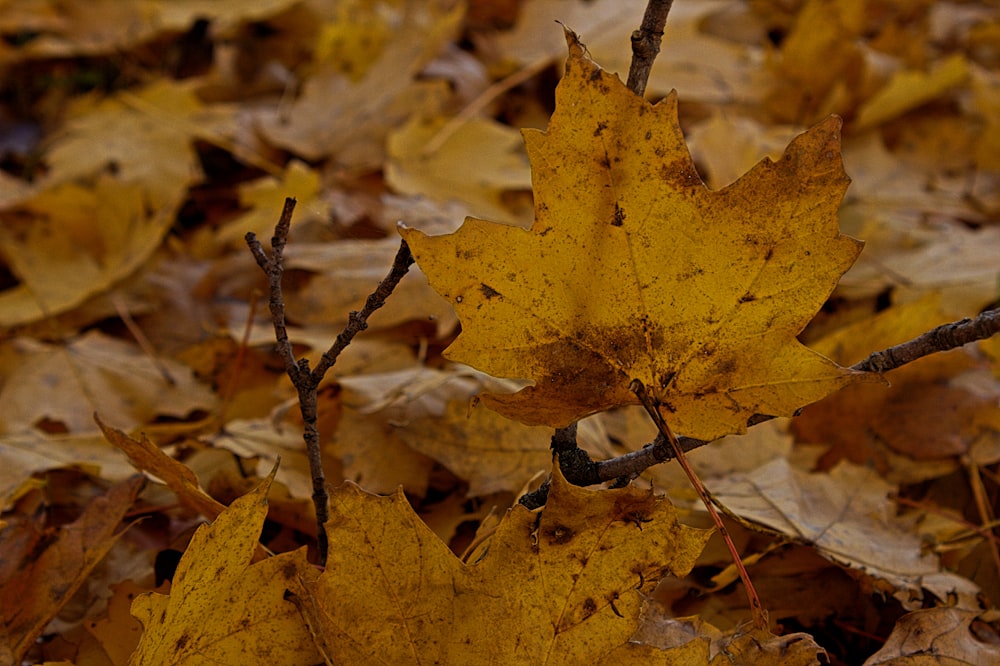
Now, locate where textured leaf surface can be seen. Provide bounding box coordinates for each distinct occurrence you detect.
[129,471,320,666]
[401,31,872,439]
[289,469,711,664]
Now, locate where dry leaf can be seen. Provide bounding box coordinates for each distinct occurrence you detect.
[129,469,321,665]
[401,31,873,439]
[0,178,172,327]
[0,332,215,434]
[288,467,711,663]
[863,608,1000,665]
[255,0,462,167]
[387,116,532,226]
[397,398,554,496]
[710,458,982,609]
[0,476,142,664]
[98,419,227,521]
[855,54,971,131]
[0,430,135,508]
[794,297,1000,476]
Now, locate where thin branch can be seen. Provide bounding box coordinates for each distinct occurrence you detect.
[539,308,1000,487]
[314,240,414,378]
[626,0,674,97]
[246,197,298,377]
[246,198,415,565]
[852,308,1000,373]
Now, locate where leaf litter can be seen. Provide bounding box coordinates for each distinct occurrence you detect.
[0,1,998,663]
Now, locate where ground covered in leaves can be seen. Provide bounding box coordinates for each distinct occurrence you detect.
[1,1,999,664]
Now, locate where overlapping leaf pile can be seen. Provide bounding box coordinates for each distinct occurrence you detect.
[1,1,999,664]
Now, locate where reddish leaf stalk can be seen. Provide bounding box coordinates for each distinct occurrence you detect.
[631,379,769,632]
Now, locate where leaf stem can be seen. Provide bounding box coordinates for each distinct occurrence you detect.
[630,379,769,632]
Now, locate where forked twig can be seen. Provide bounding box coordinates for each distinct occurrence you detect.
[246,197,414,563]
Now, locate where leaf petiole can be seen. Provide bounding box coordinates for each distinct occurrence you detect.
[630,378,769,632]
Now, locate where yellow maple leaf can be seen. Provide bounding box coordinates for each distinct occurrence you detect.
[401,31,874,440]
[287,467,710,663]
[128,469,321,665]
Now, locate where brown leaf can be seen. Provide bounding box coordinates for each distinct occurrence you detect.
[0,476,142,664]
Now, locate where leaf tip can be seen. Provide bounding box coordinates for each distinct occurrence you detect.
[561,24,588,61]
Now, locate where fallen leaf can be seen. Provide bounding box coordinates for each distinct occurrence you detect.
[0,178,171,327]
[686,112,803,189]
[401,31,872,439]
[328,405,435,497]
[855,54,971,131]
[0,430,135,508]
[387,116,532,226]
[85,580,149,666]
[129,469,321,665]
[863,608,1000,665]
[288,466,711,663]
[710,457,982,609]
[281,238,457,335]
[0,332,216,434]
[256,0,462,167]
[0,476,143,664]
[397,398,554,496]
[763,0,868,124]
[972,70,1000,170]
[97,419,227,521]
[211,159,331,250]
[631,604,828,665]
[212,417,318,500]
[794,297,1000,475]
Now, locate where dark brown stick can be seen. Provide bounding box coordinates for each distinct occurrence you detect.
[852,308,1000,373]
[626,0,674,97]
[523,307,1000,500]
[246,198,414,564]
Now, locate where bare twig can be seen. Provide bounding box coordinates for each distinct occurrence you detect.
[246,198,415,564]
[529,308,1000,489]
[626,0,674,97]
[852,308,1000,373]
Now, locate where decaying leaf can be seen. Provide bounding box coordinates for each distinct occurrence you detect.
[0,332,216,434]
[129,469,321,665]
[709,458,982,609]
[630,605,829,665]
[287,467,711,663]
[401,31,873,439]
[0,476,143,664]
[863,608,1000,665]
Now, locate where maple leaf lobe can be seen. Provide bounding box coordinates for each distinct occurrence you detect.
[401,31,873,440]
